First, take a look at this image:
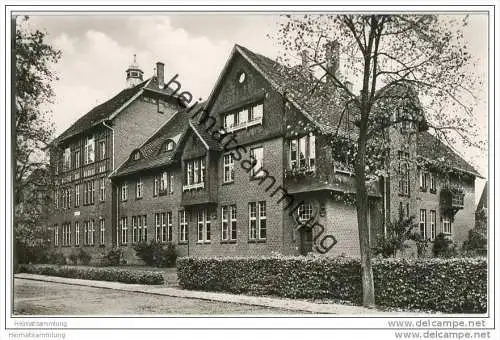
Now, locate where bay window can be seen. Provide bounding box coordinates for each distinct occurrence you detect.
[289,134,315,171]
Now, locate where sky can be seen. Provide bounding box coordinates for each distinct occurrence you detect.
[24,13,489,201]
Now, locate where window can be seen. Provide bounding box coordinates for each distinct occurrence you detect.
[419,209,427,239]
[75,222,80,246]
[100,219,105,245]
[136,177,143,199]
[154,213,170,243]
[179,211,188,242]
[155,213,163,242]
[120,217,128,244]
[83,180,95,205]
[63,148,71,171]
[99,140,106,160]
[430,173,436,193]
[249,201,266,240]
[54,189,59,209]
[164,212,172,242]
[74,150,81,169]
[398,151,410,196]
[84,136,95,164]
[297,203,313,223]
[399,201,404,220]
[430,210,436,240]
[221,205,237,241]
[223,103,264,132]
[153,176,159,196]
[184,158,205,190]
[84,220,95,246]
[197,209,211,243]
[223,153,235,183]
[238,72,246,83]
[121,182,128,201]
[163,140,175,152]
[443,216,452,235]
[250,147,264,178]
[62,223,71,246]
[132,216,138,243]
[159,171,174,194]
[289,134,316,171]
[99,178,106,201]
[54,225,59,246]
[75,184,80,207]
[419,169,428,191]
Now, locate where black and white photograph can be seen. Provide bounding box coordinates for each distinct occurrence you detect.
[2,2,497,339]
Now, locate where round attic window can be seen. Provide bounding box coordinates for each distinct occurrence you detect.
[238,72,246,84]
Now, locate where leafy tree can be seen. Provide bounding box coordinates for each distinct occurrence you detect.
[14,16,61,265]
[372,216,419,258]
[275,15,482,306]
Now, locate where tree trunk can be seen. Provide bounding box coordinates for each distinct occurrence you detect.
[355,121,376,307]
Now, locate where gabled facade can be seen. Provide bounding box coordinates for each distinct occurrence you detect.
[51,45,481,263]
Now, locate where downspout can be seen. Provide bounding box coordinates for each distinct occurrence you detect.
[103,120,117,246]
[383,176,387,237]
[102,120,114,170]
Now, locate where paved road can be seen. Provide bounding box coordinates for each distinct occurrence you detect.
[13,278,302,315]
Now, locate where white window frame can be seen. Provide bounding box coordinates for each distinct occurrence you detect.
[155,213,162,242]
[120,217,128,244]
[250,147,264,178]
[153,176,159,196]
[197,210,211,243]
[121,182,128,201]
[99,140,106,160]
[443,216,452,235]
[84,136,95,164]
[75,184,80,207]
[249,201,266,240]
[221,205,237,241]
[297,203,313,223]
[164,212,172,242]
[74,149,80,169]
[223,153,235,183]
[132,216,138,243]
[430,210,436,240]
[75,222,80,246]
[63,147,71,171]
[179,210,188,242]
[419,209,427,238]
[136,177,143,198]
[99,177,105,202]
[100,219,105,245]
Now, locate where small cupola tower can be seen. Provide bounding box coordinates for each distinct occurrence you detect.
[125,54,144,88]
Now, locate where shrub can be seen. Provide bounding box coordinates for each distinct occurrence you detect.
[432,233,453,257]
[177,256,487,313]
[46,250,66,265]
[462,229,487,256]
[69,251,79,265]
[372,216,419,258]
[77,248,92,265]
[17,264,164,285]
[133,241,177,267]
[100,247,124,266]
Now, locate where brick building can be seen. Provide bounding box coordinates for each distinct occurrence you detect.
[49,45,481,263]
[48,58,184,260]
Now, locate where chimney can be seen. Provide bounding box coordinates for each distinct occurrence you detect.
[325,40,340,78]
[156,61,165,89]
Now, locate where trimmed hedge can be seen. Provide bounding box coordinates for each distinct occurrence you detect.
[177,256,487,313]
[17,264,164,285]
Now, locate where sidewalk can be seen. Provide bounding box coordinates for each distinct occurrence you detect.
[14,273,392,315]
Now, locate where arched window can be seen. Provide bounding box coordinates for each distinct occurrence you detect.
[297,203,314,223]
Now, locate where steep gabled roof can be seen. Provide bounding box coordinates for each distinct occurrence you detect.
[417,131,481,177]
[112,105,205,178]
[56,75,179,143]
